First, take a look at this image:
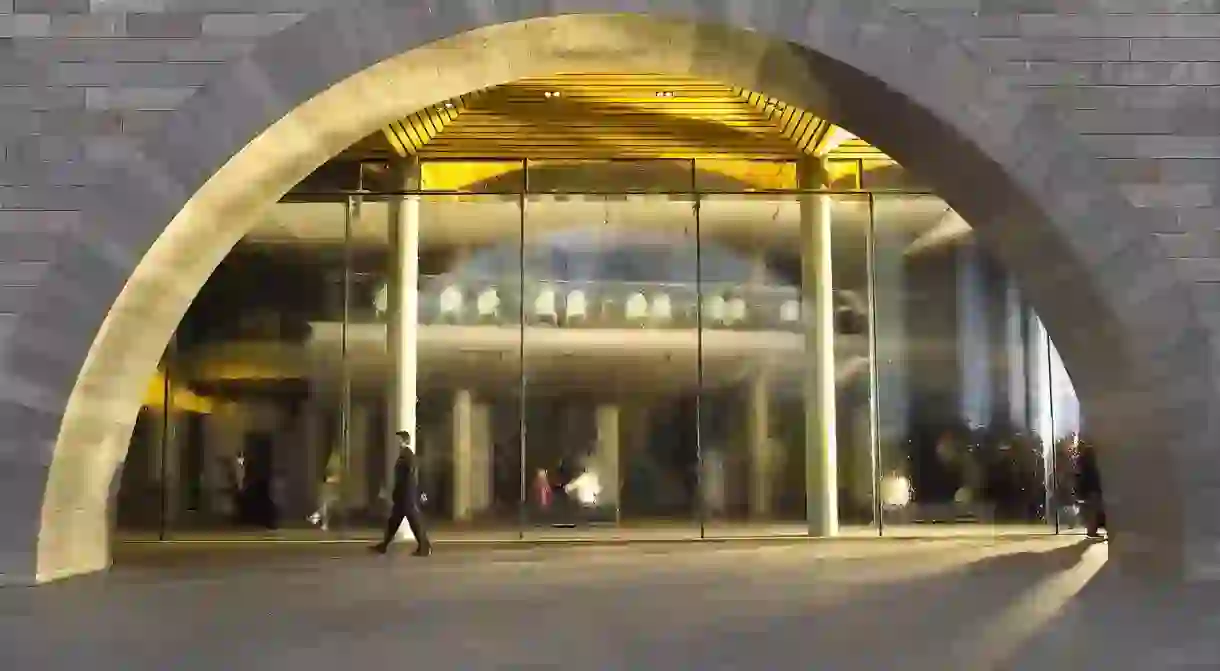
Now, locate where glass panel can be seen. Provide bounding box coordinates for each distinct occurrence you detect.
[135,200,351,538]
[521,193,702,540]
[694,159,797,191]
[420,160,525,193]
[824,159,861,190]
[405,194,524,539]
[861,159,928,191]
[872,194,1052,536]
[1044,322,1086,533]
[288,161,362,194]
[699,192,875,538]
[336,196,392,532]
[525,159,694,193]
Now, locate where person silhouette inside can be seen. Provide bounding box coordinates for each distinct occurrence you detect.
[372,430,432,556]
[1076,440,1107,540]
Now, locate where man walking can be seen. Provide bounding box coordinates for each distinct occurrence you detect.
[372,430,432,556]
[1076,440,1107,540]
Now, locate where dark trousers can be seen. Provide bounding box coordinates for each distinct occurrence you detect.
[1082,492,1107,535]
[381,497,430,548]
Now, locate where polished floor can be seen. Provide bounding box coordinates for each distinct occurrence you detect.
[8,537,1217,670]
[116,521,1073,544]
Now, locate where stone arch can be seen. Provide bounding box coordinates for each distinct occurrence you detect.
[8,1,1212,584]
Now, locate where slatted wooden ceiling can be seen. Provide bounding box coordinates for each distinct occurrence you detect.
[377,73,857,161]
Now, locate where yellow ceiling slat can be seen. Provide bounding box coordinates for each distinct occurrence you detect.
[381,125,408,157]
[377,74,892,165]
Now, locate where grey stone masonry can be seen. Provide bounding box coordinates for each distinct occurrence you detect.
[0,0,1217,588]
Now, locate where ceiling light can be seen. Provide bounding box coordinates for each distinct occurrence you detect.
[544,90,562,98]
[655,91,674,97]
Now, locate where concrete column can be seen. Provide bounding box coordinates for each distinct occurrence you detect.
[799,158,838,536]
[158,407,184,528]
[387,159,421,539]
[1003,277,1028,430]
[298,397,326,519]
[201,402,246,519]
[144,406,166,484]
[1027,313,1054,451]
[452,389,474,521]
[345,402,370,511]
[387,159,421,454]
[956,240,992,429]
[746,373,773,518]
[471,401,493,513]
[595,404,621,519]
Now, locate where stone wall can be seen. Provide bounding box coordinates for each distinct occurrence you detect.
[0,0,1217,583]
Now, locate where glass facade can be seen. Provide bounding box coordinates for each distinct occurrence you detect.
[116,159,1083,540]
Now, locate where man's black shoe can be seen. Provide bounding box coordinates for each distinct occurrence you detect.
[370,543,389,555]
[412,545,432,557]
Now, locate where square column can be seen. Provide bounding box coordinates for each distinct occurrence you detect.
[344,402,370,512]
[799,158,838,537]
[386,158,421,540]
[595,404,621,521]
[452,389,474,521]
[747,373,773,518]
[201,402,247,520]
[451,390,493,521]
[470,401,493,513]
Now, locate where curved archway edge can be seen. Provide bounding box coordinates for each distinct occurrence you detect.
[10,1,1216,583]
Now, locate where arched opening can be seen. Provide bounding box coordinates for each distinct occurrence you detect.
[22,9,1202,583]
[116,71,1087,544]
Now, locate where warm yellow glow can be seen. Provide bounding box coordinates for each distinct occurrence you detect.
[420,160,524,190]
[814,125,858,156]
[187,342,308,382]
[419,158,809,190]
[699,159,798,189]
[142,371,214,414]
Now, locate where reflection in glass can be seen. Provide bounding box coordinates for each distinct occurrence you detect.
[872,194,1057,532]
[409,195,524,536]
[114,201,350,536]
[419,160,525,193]
[698,192,874,537]
[694,159,797,191]
[113,160,1086,546]
[521,194,701,538]
[525,159,694,193]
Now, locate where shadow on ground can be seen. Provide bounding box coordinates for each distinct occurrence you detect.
[2,538,1217,670]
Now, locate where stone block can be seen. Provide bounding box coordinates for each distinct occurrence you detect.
[90,0,165,10]
[1132,37,1220,61]
[124,11,199,37]
[49,12,123,36]
[15,0,87,11]
[84,86,194,110]
[201,12,304,37]
[49,61,219,87]
[0,13,50,36]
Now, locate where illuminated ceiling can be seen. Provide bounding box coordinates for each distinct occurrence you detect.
[342,73,891,166]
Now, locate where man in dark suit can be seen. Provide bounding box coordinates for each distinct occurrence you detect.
[372,430,432,556]
[1076,440,1107,539]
